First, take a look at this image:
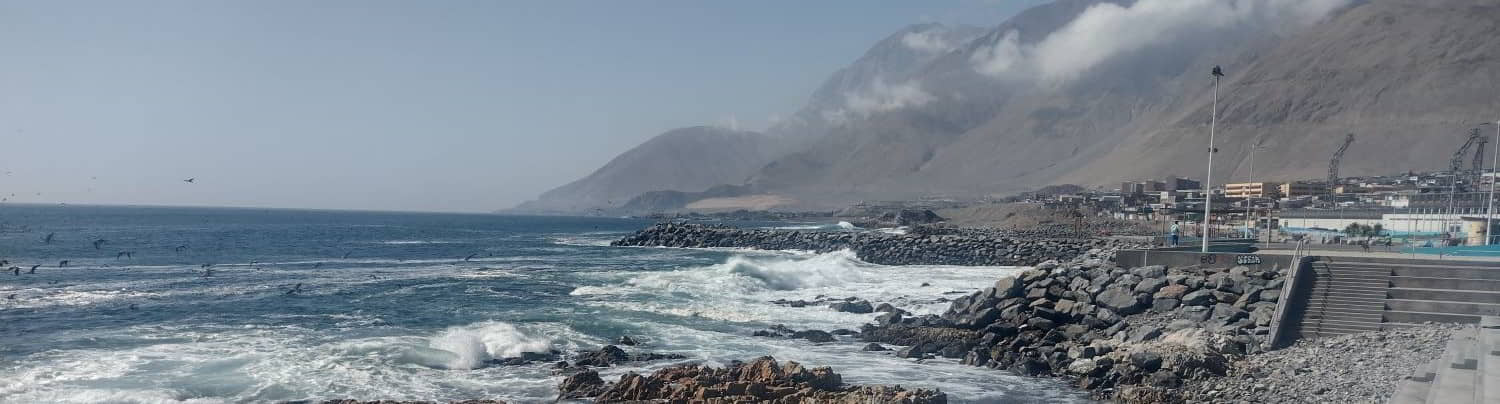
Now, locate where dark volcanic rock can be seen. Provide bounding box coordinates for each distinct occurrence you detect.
[561,356,947,403]
[830,300,874,314]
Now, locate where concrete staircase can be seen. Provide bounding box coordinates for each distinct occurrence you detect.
[1292,257,1500,340]
[1388,318,1499,404]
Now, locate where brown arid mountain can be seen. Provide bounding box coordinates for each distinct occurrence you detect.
[518,0,1500,214]
[511,126,784,214]
[1061,0,1500,187]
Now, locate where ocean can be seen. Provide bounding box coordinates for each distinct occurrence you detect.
[0,205,1089,403]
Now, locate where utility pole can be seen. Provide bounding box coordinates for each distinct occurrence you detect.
[1204,66,1224,253]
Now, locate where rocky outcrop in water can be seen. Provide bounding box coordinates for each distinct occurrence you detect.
[556,356,946,403]
[487,346,685,368]
[858,248,1287,403]
[612,222,1142,266]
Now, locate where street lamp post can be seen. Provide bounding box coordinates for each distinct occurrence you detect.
[1203,66,1224,253]
[1245,144,1261,239]
[1486,121,1499,244]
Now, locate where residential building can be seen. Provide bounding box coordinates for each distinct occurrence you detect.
[1224,182,1282,199]
[1279,182,1323,199]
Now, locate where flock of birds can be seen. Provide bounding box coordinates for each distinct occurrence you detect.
[2,225,496,306]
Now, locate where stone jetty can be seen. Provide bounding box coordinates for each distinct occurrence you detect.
[612,222,1141,266]
[859,248,1288,402]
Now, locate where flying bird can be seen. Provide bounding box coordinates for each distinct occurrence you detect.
[43,232,54,244]
[10,267,18,276]
[116,251,134,259]
[464,253,478,262]
[183,178,195,183]
[313,262,323,268]
[342,251,353,259]
[129,303,139,310]
[58,260,69,268]
[93,239,108,250]
[6,294,14,300]
[285,283,302,295]
[29,265,39,274]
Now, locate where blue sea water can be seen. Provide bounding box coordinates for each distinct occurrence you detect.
[0,205,1089,403]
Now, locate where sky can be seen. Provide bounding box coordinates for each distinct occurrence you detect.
[0,0,1041,213]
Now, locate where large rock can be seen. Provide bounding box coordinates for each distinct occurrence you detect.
[830,300,874,314]
[1097,287,1147,315]
[1180,290,1216,307]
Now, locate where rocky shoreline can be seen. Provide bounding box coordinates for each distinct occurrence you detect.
[313,223,1449,403]
[611,222,1143,266]
[556,356,946,403]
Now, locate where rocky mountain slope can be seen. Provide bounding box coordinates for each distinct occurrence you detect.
[519,0,1500,213]
[511,126,782,213]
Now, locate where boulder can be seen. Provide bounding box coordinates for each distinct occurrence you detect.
[992,276,1025,299]
[830,300,875,314]
[862,343,889,352]
[1180,290,1216,306]
[1134,278,1169,294]
[1154,284,1190,300]
[1130,265,1167,279]
[557,369,608,399]
[1151,298,1180,312]
[792,330,836,343]
[1097,287,1146,315]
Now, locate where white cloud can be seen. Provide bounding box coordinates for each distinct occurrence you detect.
[901,30,955,53]
[971,0,1350,83]
[970,30,1024,78]
[843,78,935,117]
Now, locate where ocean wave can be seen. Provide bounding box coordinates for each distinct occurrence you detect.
[410,321,557,370]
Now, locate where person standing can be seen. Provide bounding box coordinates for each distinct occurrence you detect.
[1170,221,1182,247]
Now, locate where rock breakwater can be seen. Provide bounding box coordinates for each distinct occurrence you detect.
[612,222,1142,266]
[859,249,1288,403]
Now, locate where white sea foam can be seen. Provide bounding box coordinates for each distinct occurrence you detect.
[572,250,1025,329]
[417,321,557,370]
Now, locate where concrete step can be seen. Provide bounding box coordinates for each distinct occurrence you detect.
[1393,267,1500,281]
[1324,257,1500,269]
[1391,277,1500,292]
[1386,310,1483,324]
[1386,299,1500,317]
[1391,289,1500,305]
[1305,301,1387,312]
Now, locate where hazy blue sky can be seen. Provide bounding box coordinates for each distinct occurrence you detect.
[0,0,1039,212]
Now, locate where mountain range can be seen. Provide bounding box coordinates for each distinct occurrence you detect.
[512,0,1500,214]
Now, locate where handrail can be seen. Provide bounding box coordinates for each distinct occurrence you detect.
[1265,240,1308,350]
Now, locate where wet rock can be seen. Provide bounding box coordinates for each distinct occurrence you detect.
[617,336,638,346]
[862,343,889,351]
[792,330,836,343]
[830,300,874,314]
[557,368,607,399]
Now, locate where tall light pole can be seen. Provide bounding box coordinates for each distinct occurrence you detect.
[1245,143,1261,239]
[1486,121,1499,244]
[1203,66,1224,253]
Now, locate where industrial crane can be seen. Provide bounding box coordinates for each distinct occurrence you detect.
[1327,133,1354,200]
[1451,128,1485,190]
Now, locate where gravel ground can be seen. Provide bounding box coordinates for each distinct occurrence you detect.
[1178,324,1462,403]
